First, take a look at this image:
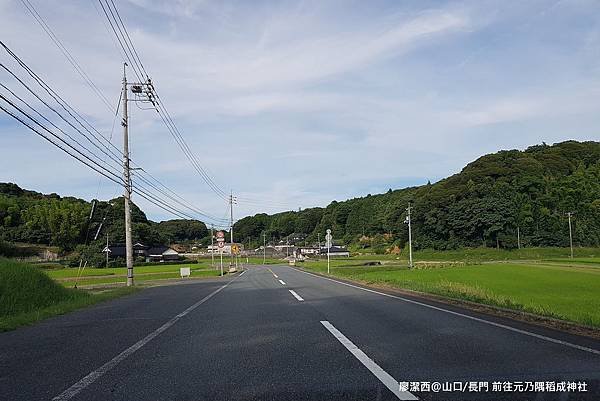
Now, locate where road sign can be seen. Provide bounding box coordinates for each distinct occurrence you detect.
[325,229,332,248]
[231,244,240,255]
[216,231,225,239]
[217,240,224,248]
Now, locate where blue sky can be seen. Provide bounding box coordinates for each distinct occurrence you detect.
[1,0,599,225]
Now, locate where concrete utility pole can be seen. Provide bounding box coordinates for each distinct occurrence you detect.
[229,192,234,268]
[406,203,413,269]
[210,225,214,269]
[106,233,109,268]
[566,212,574,259]
[317,232,320,260]
[517,226,521,250]
[263,232,266,265]
[122,63,134,286]
[325,229,332,274]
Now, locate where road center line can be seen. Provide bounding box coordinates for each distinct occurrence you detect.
[52,278,237,401]
[278,279,286,285]
[320,321,418,400]
[268,268,279,278]
[289,289,304,301]
[294,268,600,356]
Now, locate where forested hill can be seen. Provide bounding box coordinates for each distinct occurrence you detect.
[0,183,209,253]
[234,140,600,251]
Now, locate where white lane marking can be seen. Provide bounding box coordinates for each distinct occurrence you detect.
[321,321,418,400]
[273,273,279,278]
[294,268,600,356]
[289,289,304,301]
[239,270,246,276]
[278,279,286,285]
[52,279,237,401]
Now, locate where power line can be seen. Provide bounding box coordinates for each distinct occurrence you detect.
[1,40,226,224]
[0,96,125,186]
[0,41,125,164]
[96,0,230,201]
[19,0,115,112]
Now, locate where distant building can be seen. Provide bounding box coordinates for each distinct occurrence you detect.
[298,246,319,255]
[102,243,180,262]
[147,246,180,262]
[319,246,350,257]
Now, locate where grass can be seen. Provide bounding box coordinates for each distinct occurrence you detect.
[0,258,138,331]
[301,253,600,328]
[59,269,223,287]
[350,247,600,263]
[44,262,215,279]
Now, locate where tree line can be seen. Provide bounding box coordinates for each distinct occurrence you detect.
[234,141,600,252]
[0,183,209,263]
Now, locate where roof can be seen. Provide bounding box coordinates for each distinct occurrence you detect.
[147,246,175,256]
[320,246,349,253]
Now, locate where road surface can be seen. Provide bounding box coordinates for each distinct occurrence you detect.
[1,265,599,400]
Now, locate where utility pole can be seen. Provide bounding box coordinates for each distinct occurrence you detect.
[122,63,134,286]
[229,192,234,268]
[317,232,320,260]
[326,229,332,274]
[210,225,215,269]
[406,203,413,269]
[229,192,234,244]
[106,233,109,268]
[517,226,521,250]
[567,212,574,259]
[263,232,266,265]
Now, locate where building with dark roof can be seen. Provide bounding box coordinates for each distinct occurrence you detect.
[102,243,180,262]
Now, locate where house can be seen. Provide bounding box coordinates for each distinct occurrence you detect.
[298,246,319,255]
[319,246,350,257]
[102,243,180,262]
[146,246,180,262]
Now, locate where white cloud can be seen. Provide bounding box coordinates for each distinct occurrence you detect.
[1,0,599,222]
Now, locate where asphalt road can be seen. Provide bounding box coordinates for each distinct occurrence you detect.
[1,265,599,400]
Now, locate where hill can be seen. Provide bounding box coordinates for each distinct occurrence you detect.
[234,140,600,252]
[0,183,209,263]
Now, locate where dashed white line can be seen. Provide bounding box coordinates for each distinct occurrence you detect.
[294,268,600,356]
[321,321,417,400]
[273,273,279,278]
[289,289,304,301]
[278,279,286,285]
[51,279,237,401]
[239,270,246,276]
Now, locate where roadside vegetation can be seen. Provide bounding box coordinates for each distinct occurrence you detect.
[299,248,600,328]
[0,258,137,331]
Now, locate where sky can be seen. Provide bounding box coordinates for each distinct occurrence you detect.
[1,0,599,226]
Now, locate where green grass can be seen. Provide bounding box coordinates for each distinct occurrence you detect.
[0,258,137,331]
[350,247,600,263]
[302,257,600,328]
[59,269,223,287]
[44,262,215,279]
